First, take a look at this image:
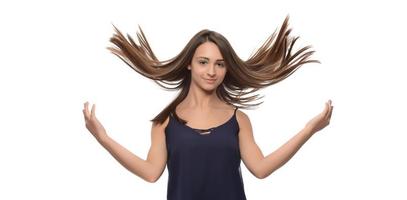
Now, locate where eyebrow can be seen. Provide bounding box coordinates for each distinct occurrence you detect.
[197,56,224,61]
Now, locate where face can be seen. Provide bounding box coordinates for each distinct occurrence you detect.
[188,42,227,92]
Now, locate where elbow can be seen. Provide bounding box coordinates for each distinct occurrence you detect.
[147,178,157,183]
[146,168,162,183]
[253,167,266,179]
[144,164,159,183]
[135,169,157,183]
[256,170,272,179]
[129,170,157,183]
[253,169,265,179]
[145,174,158,183]
[256,173,266,179]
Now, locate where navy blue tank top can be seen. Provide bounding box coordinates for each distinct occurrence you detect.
[164,107,247,200]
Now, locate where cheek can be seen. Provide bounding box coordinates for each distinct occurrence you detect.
[220,68,227,77]
[190,69,206,80]
[193,68,206,76]
[217,70,227,83]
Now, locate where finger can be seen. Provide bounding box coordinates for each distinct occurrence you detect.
[83,102,90,119]
[324,101,330,118]
[91,104,96,118]
[328,106,333,120]
[326,100,332,117]
[328,100,333,116]
[82,109,88,121]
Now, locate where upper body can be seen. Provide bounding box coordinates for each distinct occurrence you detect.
[149,101,263,200]
[165,103,246,199]
[149,102,264,182]
[146,41,265,199]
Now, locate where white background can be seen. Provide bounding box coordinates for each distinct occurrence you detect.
[1,0,406,199]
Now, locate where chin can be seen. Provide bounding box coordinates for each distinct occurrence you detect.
[201,84,219,92]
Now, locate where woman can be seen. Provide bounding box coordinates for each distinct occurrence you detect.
[83,15,334,200]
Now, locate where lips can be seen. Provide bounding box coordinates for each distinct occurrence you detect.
[205,78,217,83]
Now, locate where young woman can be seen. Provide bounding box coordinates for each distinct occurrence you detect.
[82,15,334,200]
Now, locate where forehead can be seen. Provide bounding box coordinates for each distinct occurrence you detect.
[193,42,223,60]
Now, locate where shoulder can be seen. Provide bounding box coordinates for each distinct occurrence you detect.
[151,114,171,133]
[235,109,253,131]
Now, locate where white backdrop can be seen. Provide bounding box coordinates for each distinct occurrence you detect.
[1,0,406,199]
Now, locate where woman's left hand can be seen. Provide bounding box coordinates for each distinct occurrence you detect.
[305,100,334,134]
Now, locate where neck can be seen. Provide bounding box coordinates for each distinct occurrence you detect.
[183,83,222,110]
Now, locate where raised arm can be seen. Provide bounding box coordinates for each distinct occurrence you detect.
[237,100,333,179]
[82,102,168,183]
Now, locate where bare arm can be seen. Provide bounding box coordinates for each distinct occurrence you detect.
[257,126,314,178]
[83,102,168,183]
[238,100,333,179]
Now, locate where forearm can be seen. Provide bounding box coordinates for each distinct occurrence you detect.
[258,126,314,178]
[97,135,155,183]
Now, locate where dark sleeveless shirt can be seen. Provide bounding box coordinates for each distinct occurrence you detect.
[164,107,247,200]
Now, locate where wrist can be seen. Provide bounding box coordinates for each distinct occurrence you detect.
[96,133,110,145]
[302,125,316,137]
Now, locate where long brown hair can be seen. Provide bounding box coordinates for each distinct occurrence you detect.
[107,15,320,125]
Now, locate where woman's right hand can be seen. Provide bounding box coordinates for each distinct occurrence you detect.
[83,101,108,141]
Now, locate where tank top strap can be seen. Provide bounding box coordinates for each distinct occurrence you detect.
[169,111,176,121]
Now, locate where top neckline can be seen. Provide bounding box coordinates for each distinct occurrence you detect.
[170,107,238,135]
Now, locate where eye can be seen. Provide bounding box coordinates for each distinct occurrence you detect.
[217,63,225,67]
[199,60,207,65]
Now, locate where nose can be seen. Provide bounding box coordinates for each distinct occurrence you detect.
[207,64,216,77]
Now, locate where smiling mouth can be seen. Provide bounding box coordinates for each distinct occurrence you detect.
[205,78,217,83]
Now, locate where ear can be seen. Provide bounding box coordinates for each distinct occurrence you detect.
[187,65,191,70]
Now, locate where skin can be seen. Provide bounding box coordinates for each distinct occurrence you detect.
[83,41,334,183]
